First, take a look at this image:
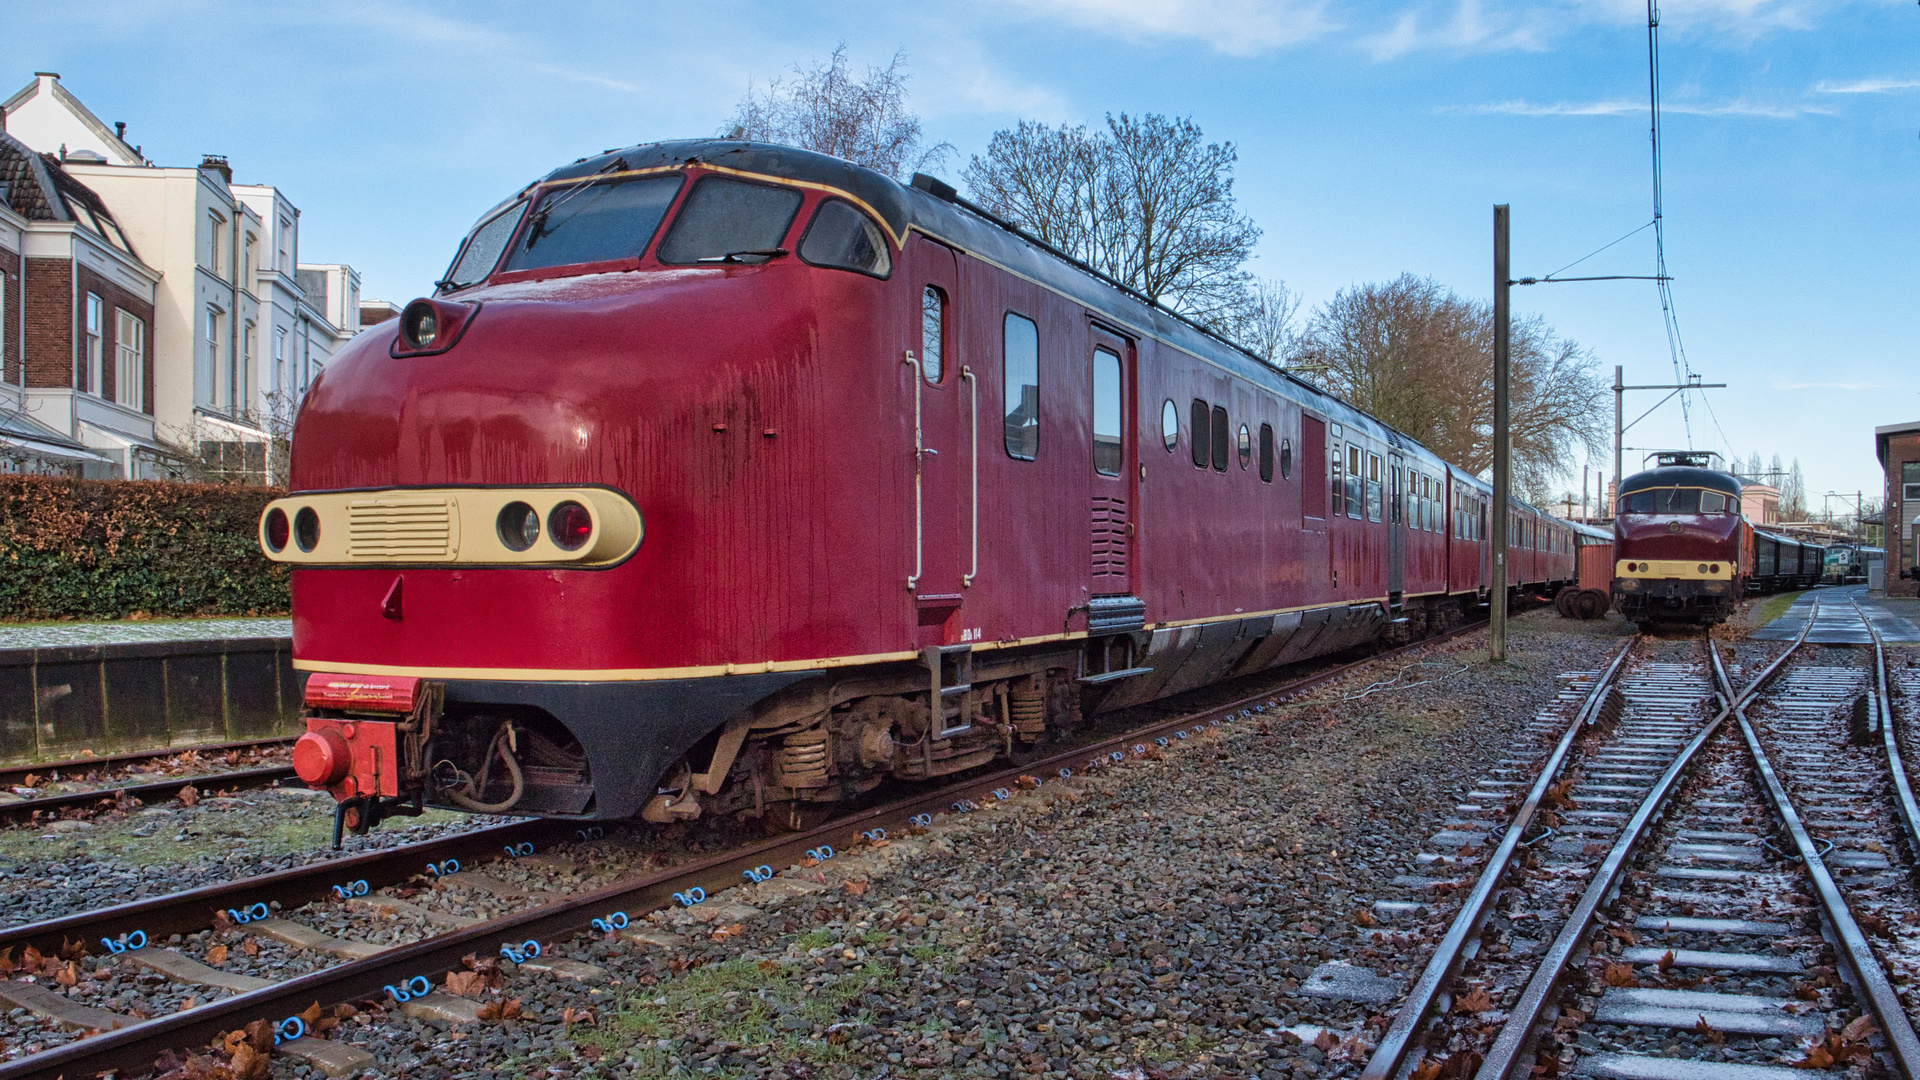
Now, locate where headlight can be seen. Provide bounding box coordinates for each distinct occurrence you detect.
[497,502,540,551]
[1618,578,1641,591]
[548,501,594,551]
[263,507,289,552]
[294,507,321,552]
[401,301,439,349]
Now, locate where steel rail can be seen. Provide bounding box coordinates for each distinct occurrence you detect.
[1474,628,1811,1080]
[0,737,292,791]
[1721,608,1920,1077]
[0,817,567,957]
[1855,599,1920,869]
[1357,635,1638,1080]
[0,764,299,825]
[0,618,1497,1080]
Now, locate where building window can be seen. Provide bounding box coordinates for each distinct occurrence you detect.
[274,326,287,394]
[115,310,144,411]
[85,294,103,396]
[208,213,226,277]
[244,232,256,283]
[279,216,293,272]
[206,305,224,408]
[243,320,256,416]
[1002,313,1038,461]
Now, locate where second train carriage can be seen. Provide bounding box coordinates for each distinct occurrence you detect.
[265,141,1579,833]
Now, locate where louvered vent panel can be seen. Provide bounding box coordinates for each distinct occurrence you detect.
[348,497,454,560]
[1091,495,1128,581]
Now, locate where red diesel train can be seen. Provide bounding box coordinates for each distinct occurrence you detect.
[262,141,1579,838]
[1610,452,1822,627]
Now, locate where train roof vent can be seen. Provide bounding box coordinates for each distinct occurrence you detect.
[910,173,958,202]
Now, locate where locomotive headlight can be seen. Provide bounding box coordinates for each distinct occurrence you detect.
[294,507,321,552]
[1698,564,1708,574]
[401,302,440,349]
[262,507,289,553]
[497,502,540,551]
[1710,564,1720,574]
[1619,578,1641,591]
[548,501,594,551]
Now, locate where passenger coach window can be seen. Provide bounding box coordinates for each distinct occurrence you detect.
[1092,349,1122,476]
[1331,443,1344,515]
[1210,406,1229,472]
[1259,424,1274,483]
[444,202,528,288]
[1003,314,1039,460]
[798,200,891,277]
[1162,400,1179,452]
[1346,446,1364,519]
[920,287,944,383]
[1237,425,1252,470]
[657,176,803,265]
[500,175,681,274]
[1366,453,1382,522]
[1190,400,1210,468]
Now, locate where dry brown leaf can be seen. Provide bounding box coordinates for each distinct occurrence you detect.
[21,945,41,971]
[1603,963,1639,988]
[1454,987,1493,1013]
[1313,1029,1338,1052]
[54,962,78,987]
[710,923,747,942]
[1657,949,1676,973]
[205,945,228,966]
[476,997,524,1022]
[241,939,259,957]
[1410,1060,1444,1080]
[230,1042,269,1080]
[561,1006,595,1026]
[444,971,487,998]
[178,785,199,807]
[1842,1015,1876,1042]
[843,879,868,897]
[1352,908,1378,928]
[58,938,87,961]
[1695,1015,1725,1046]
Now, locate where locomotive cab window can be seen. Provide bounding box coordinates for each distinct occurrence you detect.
[920,287,945,383]
[1699,491,1728,514]
[1162,399,1179,452]
[1092,348,1122,476]
[1003,313,1039,460]
[657,175,803,265]
[798,199,891,277]
[501,175,681,274]
[444,202,528,289]
[1190,400,1210,469]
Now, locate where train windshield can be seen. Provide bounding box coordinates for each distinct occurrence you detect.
[1621,488,1732,514]
[500,175,683,273]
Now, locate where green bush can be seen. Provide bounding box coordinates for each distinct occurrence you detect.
[0,476,288,620]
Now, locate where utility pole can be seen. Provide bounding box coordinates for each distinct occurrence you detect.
[1612,367,1727,502]
[1491,205,1511,663]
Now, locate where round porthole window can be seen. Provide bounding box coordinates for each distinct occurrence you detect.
[1161,399,1179,452]
[1237,425,1252,469]
[1280,438,1293,479]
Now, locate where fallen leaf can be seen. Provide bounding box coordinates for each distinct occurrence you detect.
[230,1041,269,1080]
[1313,1029,1338,1052]
[843,879,868,897]
[1603,963,1639,988]
[1411,1061,1444,1080]
[241,939,259,957]
[1454,987,1493,1013]
[561,1006,595,1026]
[205,945,228,966]
[1842,1015,1875,1042]
[710,923,747,942]
[54,962,77,987]
[1657,949,1676,973]
[1695,1015,1724,1046]
[178,785,199,807]
[1352,908,1378,928]
[444,970,486,998]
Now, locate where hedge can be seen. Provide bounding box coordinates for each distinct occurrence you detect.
[0,476,288,620]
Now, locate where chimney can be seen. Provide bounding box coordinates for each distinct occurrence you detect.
[114,121,126,141]
[200,154,232,183]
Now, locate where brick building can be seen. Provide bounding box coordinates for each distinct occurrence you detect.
[1876,421,1920,596]
[0,125,160,476]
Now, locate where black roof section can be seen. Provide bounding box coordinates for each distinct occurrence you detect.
[1620,466,1743,496]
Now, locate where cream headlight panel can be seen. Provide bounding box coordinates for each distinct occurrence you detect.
[260,487,642,566]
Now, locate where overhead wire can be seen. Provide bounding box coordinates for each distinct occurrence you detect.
[1648,0,1698,447]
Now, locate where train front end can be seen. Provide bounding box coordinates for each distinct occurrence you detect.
[1611,462,1746,627]
[257,142,911,841]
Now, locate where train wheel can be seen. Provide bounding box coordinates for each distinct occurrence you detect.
[760,802,835,835]
[1573,589,1609,621]
[1554,586,1580,619]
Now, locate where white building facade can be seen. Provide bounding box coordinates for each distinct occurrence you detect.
[4,71,364,482]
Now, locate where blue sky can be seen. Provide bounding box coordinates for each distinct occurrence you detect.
[8,0,1915,508]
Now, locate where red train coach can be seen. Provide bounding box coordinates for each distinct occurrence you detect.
[262,141,1578,837]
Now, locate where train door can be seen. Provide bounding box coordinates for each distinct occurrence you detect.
[1088,326,1137,599]
[903,237,970,636]
[1387,451,1406,606]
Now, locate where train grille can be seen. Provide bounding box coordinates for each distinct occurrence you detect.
[347,497,455,560]
[1092,495,1128,582]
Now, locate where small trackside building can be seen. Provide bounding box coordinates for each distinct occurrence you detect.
[1876,420,1920,597]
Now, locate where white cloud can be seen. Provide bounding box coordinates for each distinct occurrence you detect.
[916,43,1074,122]
[1771,378,1896,391]
[1441,98,1834,118]
[1815,77,1920,94]
[318,1,642,94]
[1361,0,1555,61]
[997,0,1337,57]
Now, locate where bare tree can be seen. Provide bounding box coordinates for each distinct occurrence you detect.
[963,113,1260,328]
[1215,277,1302,367]
[1301,274,1608,498]
[723,45,950,181]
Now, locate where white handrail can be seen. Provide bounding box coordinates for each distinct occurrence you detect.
[906,350,923,592]
[962,365,978,588]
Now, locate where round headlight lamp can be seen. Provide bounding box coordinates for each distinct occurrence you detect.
[401,302,440,349]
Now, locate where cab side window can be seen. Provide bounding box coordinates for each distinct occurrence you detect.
[1003,314,1039,460]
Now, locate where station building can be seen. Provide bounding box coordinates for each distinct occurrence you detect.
[1876,420,1920,597]
[1,71,365,482]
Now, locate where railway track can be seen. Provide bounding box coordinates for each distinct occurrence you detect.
[0,738,297,826]
[0,617,1495,1080]
[1360,601,1920,1080]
